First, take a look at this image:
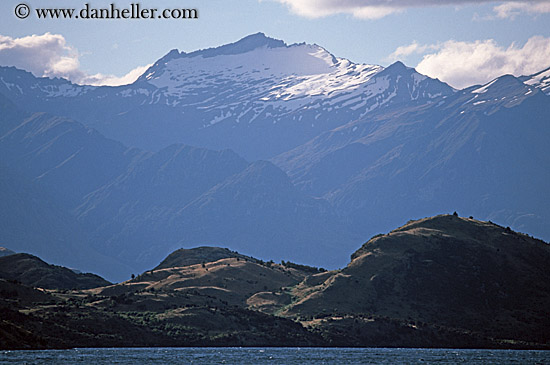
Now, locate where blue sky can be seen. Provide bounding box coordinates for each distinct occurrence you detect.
[1,0,549,88]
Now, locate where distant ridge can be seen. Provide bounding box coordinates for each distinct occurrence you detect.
[0,253,111,290]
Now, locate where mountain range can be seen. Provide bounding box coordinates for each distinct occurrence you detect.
[0,33,549,281]
[1,215,549,349]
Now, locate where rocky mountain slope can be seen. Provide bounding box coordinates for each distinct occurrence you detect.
[0,104,358,278]
[0,33,454,160]
[0,160,134,280]
[272,73,550,241]
[1,33,549,280]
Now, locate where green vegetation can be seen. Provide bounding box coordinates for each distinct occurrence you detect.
[280,260,327,274]
[2,216,550,350]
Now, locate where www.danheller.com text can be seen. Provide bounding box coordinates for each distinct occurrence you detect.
[15,3,198,20]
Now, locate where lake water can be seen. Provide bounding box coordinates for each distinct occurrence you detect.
[1,347,549,364]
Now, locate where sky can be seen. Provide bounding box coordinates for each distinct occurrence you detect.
[0,0,549,89]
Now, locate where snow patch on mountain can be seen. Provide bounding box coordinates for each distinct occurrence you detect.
[118,88,151,98]
[136,35,454,129]
[39,83,94,98]
[145,43,355,99]
[523,67,550,95]
[472,79,498,94]
[467,74,539,111]
[0,78,23,95]
[132,35,441,129]
[0,70,94,98]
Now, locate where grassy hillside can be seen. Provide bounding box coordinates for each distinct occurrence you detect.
[2,216,550,349]
[281,214,550,347]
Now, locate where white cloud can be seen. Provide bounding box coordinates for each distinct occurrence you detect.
[83,65,152,86]
[0,33,81,79]
[410,36,550,89]
[387,41,438,62]
[346,5,400,19]
[493,1,550,18]
[271,0,400,19]
[270,0,550,19]
[0,33,149,86]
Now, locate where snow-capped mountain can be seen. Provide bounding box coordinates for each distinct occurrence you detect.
[0,33,454,160]
[1,33,549,280]
[136,33,443,113]
[273,71,550,242]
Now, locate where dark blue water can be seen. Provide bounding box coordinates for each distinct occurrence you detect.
[1,347,549,364]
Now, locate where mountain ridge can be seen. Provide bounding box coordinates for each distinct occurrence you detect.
[1,214,549,349]
[0,253,111,289]
[0,99,359,279]
[1,33,549,281]
[0,33,455,160]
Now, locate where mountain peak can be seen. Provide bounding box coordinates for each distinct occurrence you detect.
[380,61,414,76]
[387,60,407,70]
[187,32,286,59]
[161,48,183,61]
[151,33,286,62]
[236,32,286,49]
[137,33,289,82]
[378,60,424,79]
[471,74,531,95]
